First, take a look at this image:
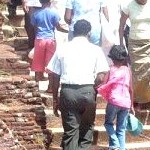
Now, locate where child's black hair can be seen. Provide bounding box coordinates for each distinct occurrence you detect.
[108,45,128,61]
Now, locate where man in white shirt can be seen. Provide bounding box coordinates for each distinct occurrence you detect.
[64,0,109,45]
[22,0,42,48]
[46,19,109,150]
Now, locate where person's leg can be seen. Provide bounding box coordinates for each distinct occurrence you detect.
[124,24,130,48]
[59,86,80,150]
[68,30,74,41]
[104,103,120,149]
[35,72,44,82]
[45,39,56,93]
[24,12,35,49]
[7,0,22,17]
[78,86,96,150]
[116,109,129,150]
[59,85,96,150]
[16,0,22,6]
[31,39,46,81]
[7,1,17,17]
[46,73,53,93]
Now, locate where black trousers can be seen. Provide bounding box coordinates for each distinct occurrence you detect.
[24,12,35,49]
[7,0,22,16]
[59,84,96,150]
[7,0,22,8]
[124,24,130,49]
[24,7,41,49]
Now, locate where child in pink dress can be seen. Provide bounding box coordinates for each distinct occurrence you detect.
[97,45,134,150]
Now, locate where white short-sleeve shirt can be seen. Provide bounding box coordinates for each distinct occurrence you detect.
[121,0,150,40]
[47,37,109,85]
[65,0,107,31]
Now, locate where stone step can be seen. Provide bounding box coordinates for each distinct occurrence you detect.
[49,125,150,148]
[3,37,29,51]
[40,92,150,129]
[136,109,150,125]
[14,37,29,51]
[96,109,150,126]
[2,8,24,16]
[38,89,107,109]
[96,95,107,109]
[16,50,29,61]
[45,108,105,128]
[15,27,27,37]
[95,109,105,126]
[0,43,30,75]
[38,80,150,110]
[50,142,150,150]
[45,110,150,129]
[94,125,150,144]
[2,10,25,27]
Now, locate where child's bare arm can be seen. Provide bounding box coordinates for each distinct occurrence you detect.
[94,71,109,88]
[56,23,68,33]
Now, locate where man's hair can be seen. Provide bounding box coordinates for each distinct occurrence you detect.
[73,19,91,37]
[108,45,128,61]
[39,0,50,4]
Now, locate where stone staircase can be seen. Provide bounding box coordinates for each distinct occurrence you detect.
[1,2,150,150]
[41,93,150,150]
[2,4,29,65]
[32,79,150,150]
[2,5,27,37]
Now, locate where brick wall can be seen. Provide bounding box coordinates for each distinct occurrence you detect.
[0,73,53,150]
[0,31,55,148]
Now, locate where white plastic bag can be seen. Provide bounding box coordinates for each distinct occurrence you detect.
[101,13,116,47]
[28,48,34,59]
[101,13,116,65]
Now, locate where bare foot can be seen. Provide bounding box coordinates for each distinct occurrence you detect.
[45,88,53,93]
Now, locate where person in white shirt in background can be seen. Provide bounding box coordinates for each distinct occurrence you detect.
[107,0,121,45]
[119,0,150,106]
[102,0,130,65]
[64,0,109,46]
[99,0,120,65]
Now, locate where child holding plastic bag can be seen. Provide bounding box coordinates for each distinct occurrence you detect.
[97,45,134,150]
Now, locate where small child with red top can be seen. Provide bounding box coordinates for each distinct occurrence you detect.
[97,45,135,150]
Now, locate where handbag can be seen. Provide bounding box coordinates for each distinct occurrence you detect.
[126,113,143,136]
[28,48,34,59]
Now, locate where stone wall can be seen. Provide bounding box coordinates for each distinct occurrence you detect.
[0,43,53,149]
[0,75,53,150]
[0,44,30,75]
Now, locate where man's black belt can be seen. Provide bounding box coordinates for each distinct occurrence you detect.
[61,84,93,88]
